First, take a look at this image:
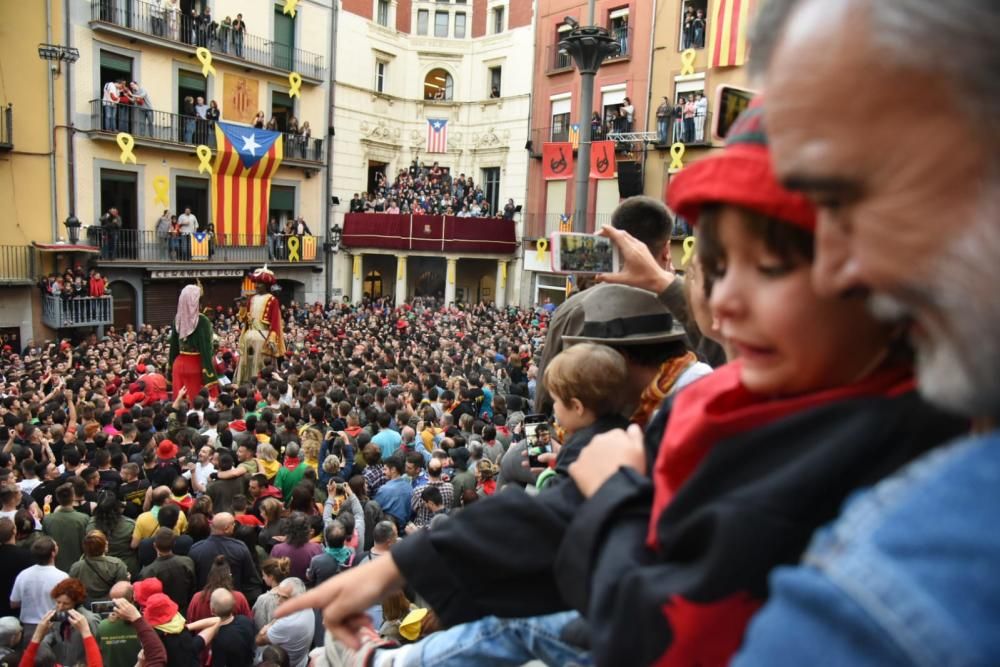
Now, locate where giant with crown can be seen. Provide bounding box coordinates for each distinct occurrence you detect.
[234,266,286,384]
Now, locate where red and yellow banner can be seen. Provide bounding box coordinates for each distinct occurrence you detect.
[709,0,755,68]
[211,122,283,246]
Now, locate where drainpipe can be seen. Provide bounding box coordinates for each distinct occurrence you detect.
[46,0,59,242]
[324,0,338,304]
[65,0,77,220]
[642,0,659,201]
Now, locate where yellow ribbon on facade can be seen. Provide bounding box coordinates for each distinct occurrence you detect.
[288,72,302,99]
[397,257,406,281]
[447,260,456,286]
[680,48,697,76]
[287,236,301,261]
[353,255,361,278]
[669,142,686,171]
[499,261,507,289]
[196,47,216,77]
[681,236,696,267]
[283,0,299,17]
[536,239,548,262]
[196,145,213,174]
[152,176,169,206]
[116,133,136,164]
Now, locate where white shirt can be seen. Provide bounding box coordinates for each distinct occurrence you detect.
[178,213,198,234]
[11,565,69,624]
[102,82,120,105]
[695,97,708,116]
[188,461,216,491]
[201,426,219,448]
[18,478,41,495]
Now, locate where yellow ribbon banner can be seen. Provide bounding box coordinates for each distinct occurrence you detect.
[499,261,507,289]
[447,260,456,286]
[152,176,169,206]
[286,236,301,261]
[196,47,216,77]
[196,145,213,174]
[283,0,299,17]
[353,255,361,278]
[669,142,686,171]
[288,72,302,99]
[536,239,548,262]
[397,257,406,281]
[680,48,697,76]
[681,236,696,267]
[116,133,136,165]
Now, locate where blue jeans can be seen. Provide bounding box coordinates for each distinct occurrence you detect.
[103,104,117,131]
[657,118,668,143]
[183,118,195,144]
[385,611,591,667]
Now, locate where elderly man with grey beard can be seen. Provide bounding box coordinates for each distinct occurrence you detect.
[728,0,1000,665]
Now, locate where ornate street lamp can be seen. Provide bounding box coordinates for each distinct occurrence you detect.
[558,20,619,233]
[63,215,82,245]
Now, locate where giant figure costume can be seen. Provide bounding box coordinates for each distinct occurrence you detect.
[168,284,219,398]
[235,266,286,384]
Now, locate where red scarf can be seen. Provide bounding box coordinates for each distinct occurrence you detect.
[647,360,914,549]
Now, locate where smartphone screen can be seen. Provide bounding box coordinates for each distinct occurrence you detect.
[715,85,756,140]
[555,234,616,274]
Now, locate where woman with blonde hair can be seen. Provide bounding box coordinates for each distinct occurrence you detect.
[474,459,497,497]
[300,429,322,471]
[257,442,280,482]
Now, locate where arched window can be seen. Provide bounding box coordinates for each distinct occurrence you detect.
[424,69,454,101]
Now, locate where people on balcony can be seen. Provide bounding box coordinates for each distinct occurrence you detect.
[99,208,122,261]
[129,81,154,138]
[694,93,708,143]
[359,164,511,219]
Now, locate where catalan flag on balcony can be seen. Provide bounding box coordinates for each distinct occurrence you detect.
[568,124,580,150]
[242,274,255,295]
[190,231,210,260]
[559,214,573,233]
[709,0,756,68]
[211,122,283,246]
[301,235,317,261]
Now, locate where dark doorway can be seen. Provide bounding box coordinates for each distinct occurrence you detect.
[175,176,210,231]
[100,169,138,259]
[367,161,387,196]
[109,281,136,331]
[270,90,294,132]
[0,327,21,353]
[178,69,206,142]
[364,271,383,299]
[410,257,446,298]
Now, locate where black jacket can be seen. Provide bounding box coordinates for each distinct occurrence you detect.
[391,414,628,624]
[553,389,966,667]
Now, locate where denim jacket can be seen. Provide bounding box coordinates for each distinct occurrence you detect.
[733,430,1000,667]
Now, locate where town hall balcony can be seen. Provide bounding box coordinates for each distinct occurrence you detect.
[42,295,113,329]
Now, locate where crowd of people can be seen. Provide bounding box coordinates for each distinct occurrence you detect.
[350,162,517,219]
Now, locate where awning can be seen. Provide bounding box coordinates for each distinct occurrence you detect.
[32,242,100,254]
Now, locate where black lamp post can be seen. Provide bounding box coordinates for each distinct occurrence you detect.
[558,21,619,233]
[63,214,81,245]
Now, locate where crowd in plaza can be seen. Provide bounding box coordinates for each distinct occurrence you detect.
[350,162,518,219]
[3,0,1000,665]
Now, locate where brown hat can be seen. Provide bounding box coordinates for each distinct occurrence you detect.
[562,284,687,346]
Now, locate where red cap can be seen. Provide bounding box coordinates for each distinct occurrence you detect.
[667,98,816,233]
[133,578,163,607]
[156,439,178,460]
[142,593,178,626]
[136,364,147,374]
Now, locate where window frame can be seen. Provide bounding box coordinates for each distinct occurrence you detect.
[375,59,387,93]
[417,9,429,35]
[376,0,391,27]
[434,10,450,37]
[454,12,466,38]
[492,5,505,34]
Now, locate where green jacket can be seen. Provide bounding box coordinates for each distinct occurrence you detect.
[275,461,309,502]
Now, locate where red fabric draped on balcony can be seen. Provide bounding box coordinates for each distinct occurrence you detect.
[342,214,516,255]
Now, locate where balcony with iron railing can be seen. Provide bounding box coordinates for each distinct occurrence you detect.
[87,100,324,166]
[546,27,631,74]
[90,0,325,82]
[86,227,325,265]
[42,295,113,329]
[0,104,12,151]
[0,245,35,284]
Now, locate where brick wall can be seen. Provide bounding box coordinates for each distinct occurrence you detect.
[396,0,412,33]
[342,0,373,20]
[509,0,533,29]
[472,0,487,37]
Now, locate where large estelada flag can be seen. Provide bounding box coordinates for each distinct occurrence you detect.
[568,124,580,150]
[590,140,618,179]
[542,142,573,180]
[709,0,755,68]
[190,231,210,260]
[211,121,283,246]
